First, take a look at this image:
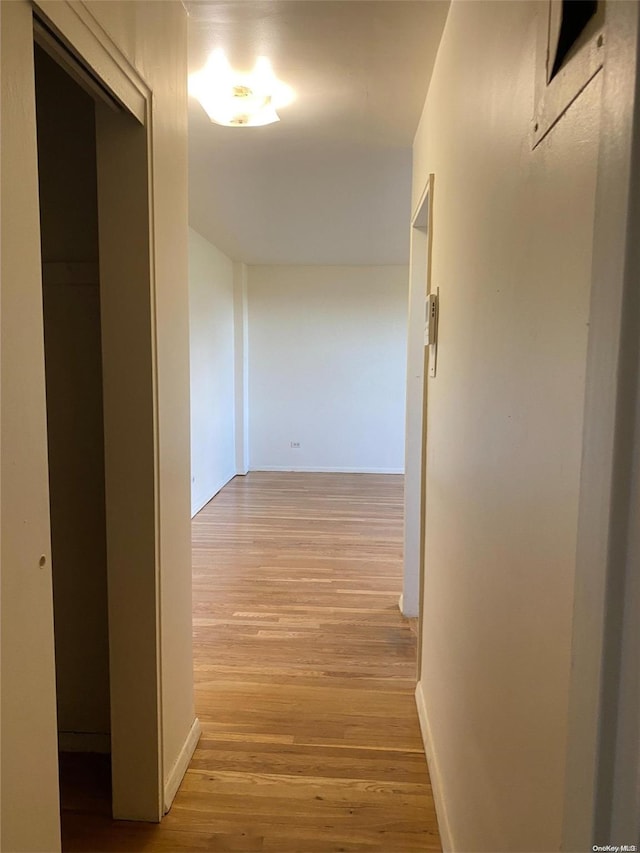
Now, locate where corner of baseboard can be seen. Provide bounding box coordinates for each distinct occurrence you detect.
[398,592,419,619]
[163,717,201,814]
[248,466,404,474]
[415,682,454,853]
[191,471,239,517]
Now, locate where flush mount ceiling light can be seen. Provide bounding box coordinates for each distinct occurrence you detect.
[189,50,294,127]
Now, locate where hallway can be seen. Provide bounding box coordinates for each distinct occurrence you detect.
[61,472,440,852]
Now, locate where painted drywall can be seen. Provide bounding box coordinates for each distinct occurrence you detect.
[189,228,237,515]
[1,0,193,847]
[233,263,250,476]
[248,265,408,473]
[410,1,602,851]
[35,44,111,747]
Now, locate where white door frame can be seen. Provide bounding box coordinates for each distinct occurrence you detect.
[34,0,163,824]
[562,1,640,847]
[402,175,434,644]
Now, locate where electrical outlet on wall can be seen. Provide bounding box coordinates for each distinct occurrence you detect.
[290,442,300,448]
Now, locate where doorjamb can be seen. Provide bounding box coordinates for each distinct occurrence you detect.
[403,174,434,672]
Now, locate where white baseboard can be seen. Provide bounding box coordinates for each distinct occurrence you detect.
[191,497,209,518]
[191,471,236,518]
[399,591,419,618]
[415,682,454,853]
[58,731,110,754]
[250,466,405,474]
[163,717,201,814]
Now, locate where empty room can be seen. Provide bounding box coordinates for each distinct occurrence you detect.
[185,3,438,849]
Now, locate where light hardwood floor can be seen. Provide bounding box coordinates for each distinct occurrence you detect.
[61,472,440,852]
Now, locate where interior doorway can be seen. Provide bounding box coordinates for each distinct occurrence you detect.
[32,18,163,824]
[402,175,433,667]
[34,35,113,822]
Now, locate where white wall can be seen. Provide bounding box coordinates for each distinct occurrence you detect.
[410,1,602,851]
[233,263,250,475]
[189,258,406,493]
[189,228,238,515]
[247,265,408,473]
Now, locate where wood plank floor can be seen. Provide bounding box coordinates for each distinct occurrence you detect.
[61,472,440,852]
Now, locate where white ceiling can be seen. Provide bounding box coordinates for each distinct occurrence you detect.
[187,1,449,265]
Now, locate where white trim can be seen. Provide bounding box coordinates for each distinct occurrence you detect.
[398,592,418,619]
[415,681,453,853]
[531,0,604,150]
[191,471,236,518]
[411,174,431,227]
[191,495,212,519]
[249,466,404,474]
[163,717,201,814]
[58,732,111,754]
[33,0,149,122]
[404,173,433,648]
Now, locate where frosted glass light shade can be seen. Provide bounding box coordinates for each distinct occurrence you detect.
[189,51,294,127]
